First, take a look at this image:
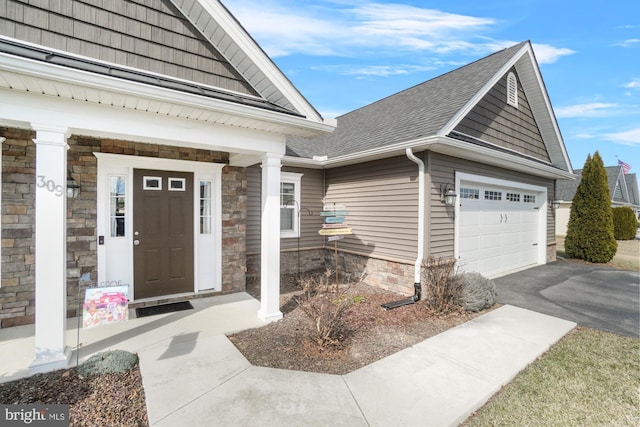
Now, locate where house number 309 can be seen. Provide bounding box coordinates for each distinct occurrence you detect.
[36,175,64,197]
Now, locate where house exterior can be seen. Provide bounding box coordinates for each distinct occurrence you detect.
[0,0,335,373]
[247,41,574,295]
[556,166,640,236]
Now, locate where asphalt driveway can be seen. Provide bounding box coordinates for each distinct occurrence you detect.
[494,261,639,338]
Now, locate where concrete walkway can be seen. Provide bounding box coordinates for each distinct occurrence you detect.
[0,295,576,427]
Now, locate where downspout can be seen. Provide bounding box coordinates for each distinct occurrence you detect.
[405,148,424,288]
[381,148,424,309]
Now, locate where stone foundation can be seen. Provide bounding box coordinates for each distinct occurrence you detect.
[247,248,415,296]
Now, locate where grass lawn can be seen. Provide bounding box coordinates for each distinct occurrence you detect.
[464,328,640,426]
[556,236,640,272]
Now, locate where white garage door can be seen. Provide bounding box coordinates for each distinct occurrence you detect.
[458,180,542,277]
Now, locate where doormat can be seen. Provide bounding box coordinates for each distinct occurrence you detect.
[136,301,194,318]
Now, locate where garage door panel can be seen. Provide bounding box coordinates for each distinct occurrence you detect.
[458,180,542,277]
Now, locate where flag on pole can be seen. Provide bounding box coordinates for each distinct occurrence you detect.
[618,159,632,174]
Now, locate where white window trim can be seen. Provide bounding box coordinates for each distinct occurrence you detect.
[280,172,303,238]
[507,72,518,108]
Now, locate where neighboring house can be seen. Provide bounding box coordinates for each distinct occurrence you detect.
[0,0,335,373]
[556,166,640,236]
[247,41,574,295]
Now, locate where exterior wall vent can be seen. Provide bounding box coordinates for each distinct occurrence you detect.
[507,72,518,108]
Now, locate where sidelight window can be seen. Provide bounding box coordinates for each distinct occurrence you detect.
[199,180,212,234]
[109,176,126,237]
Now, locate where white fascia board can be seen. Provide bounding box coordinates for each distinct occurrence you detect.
[0,88,286,155]
[284,135,575,180]
[515,49,573,174]
[0,52,334,137]
[433,136,575,179]
[182,0,325,123]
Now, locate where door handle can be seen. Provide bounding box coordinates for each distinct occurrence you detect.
[133,239,140,246]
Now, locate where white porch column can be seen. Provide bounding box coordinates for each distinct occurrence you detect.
[29,125,71,374]
[258,153,283,322]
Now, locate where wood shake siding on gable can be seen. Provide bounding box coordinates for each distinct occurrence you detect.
[454,69,550,162]
[324,156,419,263]
[0,0,257,95]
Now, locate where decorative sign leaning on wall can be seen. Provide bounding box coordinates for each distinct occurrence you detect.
[82,283,129,329]
[318,204,352,284]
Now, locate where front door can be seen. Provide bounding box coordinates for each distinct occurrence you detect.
[133,169,194,299]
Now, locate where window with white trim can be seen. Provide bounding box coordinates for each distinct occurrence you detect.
[109,176,126,237]
[524,194,536,203]
[199,180,212,234]
[507,72,518,108]
[280,172,303,238]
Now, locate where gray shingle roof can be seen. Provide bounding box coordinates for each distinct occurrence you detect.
[556,165,639,207]
[287,41,528,159]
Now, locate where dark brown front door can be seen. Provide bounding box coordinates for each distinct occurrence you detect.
[133,169,194,299]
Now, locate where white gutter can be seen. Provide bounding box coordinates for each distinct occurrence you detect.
[405,148,424,284]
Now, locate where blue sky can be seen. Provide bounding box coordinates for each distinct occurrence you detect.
[224,0,639,175]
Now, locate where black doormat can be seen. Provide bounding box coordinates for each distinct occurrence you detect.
[136,301,194,318]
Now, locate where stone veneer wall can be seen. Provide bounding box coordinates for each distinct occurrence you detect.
[247,248,415,296]
[1,128,36,327]
[1,127,245,328]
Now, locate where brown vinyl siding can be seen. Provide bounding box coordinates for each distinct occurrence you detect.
[454,69,550,162]
[428,151,555,258]
[246,165,325,254]
[324,156,419,262]
[0,0,257,95]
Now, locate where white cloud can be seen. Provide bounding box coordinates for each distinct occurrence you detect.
[224,1,572,63]
[575,132,596,139]
[313,63,436,77]
[604,128,640,146]
[623,78,640,88]
[614,38,640,47]
[554,103,618,118]
[531,43,576,64]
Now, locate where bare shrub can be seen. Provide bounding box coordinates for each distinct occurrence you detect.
[295,271,354,349]
[458,272,497,312]
[420,256,462,314]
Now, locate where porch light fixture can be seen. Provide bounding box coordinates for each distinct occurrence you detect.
[551,199,560,210]
[67,170,80,199]
[440,183,457,207]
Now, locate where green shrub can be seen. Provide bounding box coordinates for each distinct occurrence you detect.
[458,272,497,312]
[612,206,638,240]
[565,152,617,263]
[78,350,138,377]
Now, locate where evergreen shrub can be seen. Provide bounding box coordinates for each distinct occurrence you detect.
[612,206,638,240]
[565,152,617,263]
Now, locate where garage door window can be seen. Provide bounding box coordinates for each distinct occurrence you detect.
[524,194,536,203]
[460,188,480,199]
[506,192,520,202]
[484,190,502,201]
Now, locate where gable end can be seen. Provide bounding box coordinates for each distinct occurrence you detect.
[453,68,550,163]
